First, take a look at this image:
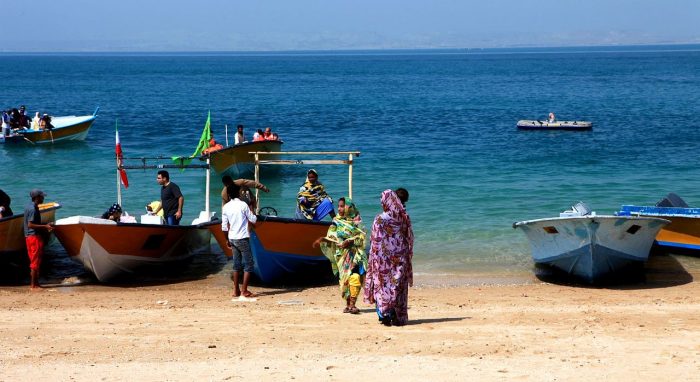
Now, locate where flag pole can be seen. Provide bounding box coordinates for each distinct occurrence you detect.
[117,166,122,206]
[205,156,210,218]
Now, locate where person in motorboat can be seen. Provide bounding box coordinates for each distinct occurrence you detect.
[18,105,30,129]
[39,114,54,130]
[252,129,264,141]
[314,197,368,314]
[202,137,224,155]
[0,188,13,218]
[101,203,123,222]
[263,127,274,140]
[234,124,246,145]
[31,112,41,131]
[296,169,335,221]
[153,170,184,225]
[548,112,556,123]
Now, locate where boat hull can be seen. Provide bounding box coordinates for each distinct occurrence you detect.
[514,215,669,282]
[207,140,283,177]
[618,205,700,252]
[206,216,332,284]
[517,120,592,131]
[0,202,61,261]
[4,115,97,144]
[53,216,211,282]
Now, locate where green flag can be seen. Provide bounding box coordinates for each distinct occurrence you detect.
[172,111,212,167]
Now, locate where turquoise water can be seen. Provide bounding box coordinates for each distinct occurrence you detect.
[2,46,700,278]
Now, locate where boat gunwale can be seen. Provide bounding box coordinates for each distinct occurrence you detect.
[514,215,671,227]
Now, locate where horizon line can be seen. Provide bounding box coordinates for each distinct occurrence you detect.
[2,42,700,56]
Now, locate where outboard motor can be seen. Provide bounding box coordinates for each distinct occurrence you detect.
[655,193,689,208]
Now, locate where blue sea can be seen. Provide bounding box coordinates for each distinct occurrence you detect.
[2,45,700,282]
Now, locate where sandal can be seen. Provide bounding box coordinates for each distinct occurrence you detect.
[343,307,351,313]
[242,291,255,298]
[349,306,360,314]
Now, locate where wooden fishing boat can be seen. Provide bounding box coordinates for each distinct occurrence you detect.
[206,140,283,177]
[0,202,61,265]
[53,216,211,282]
[1,108,98,144]
[205,216,332,284]
[514,202,669,282]
[617,193,700,253]
[517,120,592,131]
[206,151,360,284]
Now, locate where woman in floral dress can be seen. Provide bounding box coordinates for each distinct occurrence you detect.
[364,189,414,326]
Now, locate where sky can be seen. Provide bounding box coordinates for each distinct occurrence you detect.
[2,0,699,52]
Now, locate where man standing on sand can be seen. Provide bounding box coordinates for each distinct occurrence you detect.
[221,184,258,300]
[153,170,184,225]
[24,189,53,289]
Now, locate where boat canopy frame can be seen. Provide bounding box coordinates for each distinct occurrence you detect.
[250,151,360,214]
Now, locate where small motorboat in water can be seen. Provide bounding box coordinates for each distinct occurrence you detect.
[514,202,669,282]
[1,108,99,144]
[516,120,592,131]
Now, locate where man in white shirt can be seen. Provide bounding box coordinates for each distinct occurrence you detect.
[221,184,258,299]
[234,124,245,145]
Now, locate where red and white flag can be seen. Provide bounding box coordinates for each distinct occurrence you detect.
[116,123,129,188]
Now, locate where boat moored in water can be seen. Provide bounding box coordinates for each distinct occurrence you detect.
[514,202,669,282]
[206,140,283,177]
[516,120,592,131]
[1,108,99,144]
[617,193,700,253]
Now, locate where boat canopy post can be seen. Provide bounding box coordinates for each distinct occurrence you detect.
[119,156,210,220]
[205,156,211,217]
[250,151,360,215]
[225,124,229,147]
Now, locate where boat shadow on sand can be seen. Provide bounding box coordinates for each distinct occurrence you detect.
[534,251,693,289]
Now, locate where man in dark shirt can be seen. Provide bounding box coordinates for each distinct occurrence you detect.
[153,170,184,225]
[24,189,53,289]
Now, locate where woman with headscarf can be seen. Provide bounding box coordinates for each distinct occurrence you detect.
[364,189,414,326]
[314,197,367,314]
[296,169,335,221]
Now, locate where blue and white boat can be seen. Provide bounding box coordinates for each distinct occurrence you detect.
[514,202,669,282]
[618,193,700,253]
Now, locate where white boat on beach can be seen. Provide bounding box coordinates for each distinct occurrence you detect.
[514,202,669,282]
[53,216,211,282]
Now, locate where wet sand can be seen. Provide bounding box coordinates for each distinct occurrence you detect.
[1,254,700,381]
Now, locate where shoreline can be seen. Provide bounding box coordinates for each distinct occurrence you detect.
[1,265,699,381]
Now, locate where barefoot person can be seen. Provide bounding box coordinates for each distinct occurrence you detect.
[314,197,367,314]
[364,189,414,326]
[23,189,53,289]
[222,184,258,299]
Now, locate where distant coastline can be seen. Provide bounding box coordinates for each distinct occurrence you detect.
[1,43,700,57]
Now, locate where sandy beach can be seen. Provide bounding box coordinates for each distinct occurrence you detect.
[1,254,700,381]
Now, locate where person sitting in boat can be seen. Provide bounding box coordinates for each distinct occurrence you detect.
[202,138,224,155]
[1,110,10,137]
[18,106,30,129]
[9,108,22,131]
[263,127,274,140]
[234,124,246,145]
[101,203,123,222]
[0,188,13,218]
[39,114,54,130]
[146,201,165,219]
[252,129,264,142]
[31,112,41,131]
[296,169,335,221]
[271,132,279,140]
[548,112,556,123]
